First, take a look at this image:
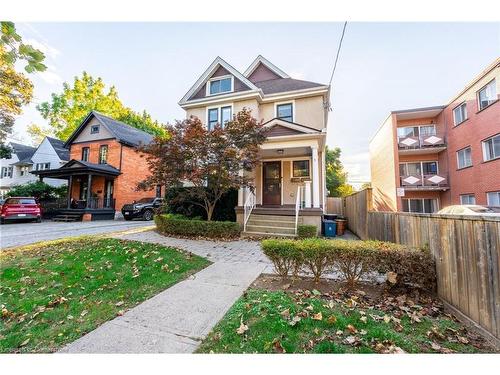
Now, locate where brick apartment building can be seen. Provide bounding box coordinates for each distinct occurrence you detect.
[370,58,500,213]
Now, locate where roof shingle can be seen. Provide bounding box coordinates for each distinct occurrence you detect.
[254,78,327,95]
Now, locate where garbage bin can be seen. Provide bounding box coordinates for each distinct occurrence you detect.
[336,218,347,236]
[322,214,338,235]
[323,220,337,237]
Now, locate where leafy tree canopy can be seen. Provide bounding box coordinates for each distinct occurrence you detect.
[139,109,266,221]
[6,181,67,200]
[325,146,355,197]
[29,72,167,141]
[1,21,46,158]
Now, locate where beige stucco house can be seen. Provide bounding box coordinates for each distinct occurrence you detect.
[179,56,329,235]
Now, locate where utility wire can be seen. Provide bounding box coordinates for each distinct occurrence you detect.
[328,21,347,87]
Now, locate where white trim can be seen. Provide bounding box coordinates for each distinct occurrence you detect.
[456,146,473,169]
[260,87,329,101]
[180,91,261,109]
[476,78,497,111]
[243,55,290,79]
[205,74,234,96]
[263,118,319,134]
[402,198,440,213]
[178,56,259,105]
[486,191,500,206]
[281,159,284,205]
[290,158,311,179]
[482,134,500,162]
[452,102,468,126]
[205,103,234,130]
[274,100,296,123]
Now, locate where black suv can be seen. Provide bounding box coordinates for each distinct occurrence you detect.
[121,197,163,221]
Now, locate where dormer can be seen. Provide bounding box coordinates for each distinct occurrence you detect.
[244,55,290,83]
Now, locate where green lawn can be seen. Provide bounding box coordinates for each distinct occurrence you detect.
[198,289,492,353]
[0,237,210,353]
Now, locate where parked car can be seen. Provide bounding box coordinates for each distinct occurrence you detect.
[0,197,42,224]
[121,197,164,221]
[437,205,500,216]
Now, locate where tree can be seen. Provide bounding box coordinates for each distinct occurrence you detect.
[30,72,167,141]
[325,146,354,197]
[139,108,266,221]
[0,21,46,158]
[6,181,67,200]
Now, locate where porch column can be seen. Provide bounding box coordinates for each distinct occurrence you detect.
[237,169,244,206]
[304,181,312,208]
[66,175,73,209]
[86,174,92,208]
[311,146,320,208]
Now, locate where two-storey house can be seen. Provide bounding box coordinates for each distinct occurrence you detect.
[0,137,69,197]
[179,56,329,235]
[33,111,159,221]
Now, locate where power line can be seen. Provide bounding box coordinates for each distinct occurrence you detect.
[328,21,348,88]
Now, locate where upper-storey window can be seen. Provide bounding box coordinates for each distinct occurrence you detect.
[482,134,500,162]
[453,102,467,125]
[477,79,497,111]
[90,124,100,134]
[1,166,13,178]
[207,106,232,131]
[81,147,90,162]
[35,163,50,171]
[457,147,472,169]
[99,145,108,164]
[276,103,293,122]
[208,76,233,95]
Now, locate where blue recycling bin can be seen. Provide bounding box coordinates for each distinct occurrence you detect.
[323,220,337,238]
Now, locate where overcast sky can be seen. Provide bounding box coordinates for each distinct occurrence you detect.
[12,22,500,186]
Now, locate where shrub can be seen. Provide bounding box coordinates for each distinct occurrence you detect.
[298,238,332,282]
[297,224,318,238]
[261,239,301,278]
[155,214,240,239]
[6,181,67,200]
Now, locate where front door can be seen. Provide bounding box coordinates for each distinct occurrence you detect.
[104,179,114,208]
[262,161,281,206]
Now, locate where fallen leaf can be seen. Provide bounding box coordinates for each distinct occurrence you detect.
[312,312,323,321]
[386,272,398,284]
[431,342,441,351]
[80,310,88,317]
[312,289,321,296]
[289,316,301,326]
[383,315,391,323]
[273,340,285,353]
[360,316,367,323]
[347,324,358,334]
[336,330,343,336]
[327,315,337,324]
[236,318,248,335]
[115,301,124,307]
[19,338,30,347]
[280,309,290,319]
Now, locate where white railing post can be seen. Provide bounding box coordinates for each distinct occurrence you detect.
[243,187,256,232]
[295,185,301,235]
[304,181,312,208]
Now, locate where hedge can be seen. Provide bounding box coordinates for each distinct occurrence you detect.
[155,214,240,239]
[261,238,436,290]
[297,224,318,239]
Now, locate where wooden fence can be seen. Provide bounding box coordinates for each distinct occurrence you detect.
[326,197,344,215]
[343,188,500,342]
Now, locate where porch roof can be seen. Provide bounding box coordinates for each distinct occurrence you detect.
[31,159,121,179]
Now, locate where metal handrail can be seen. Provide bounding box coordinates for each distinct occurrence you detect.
[294,185,301,235]
[243,188,256,232]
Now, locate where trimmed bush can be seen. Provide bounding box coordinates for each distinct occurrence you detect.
[155,214,240,239]
[297,224,318,239]
[261,238,436,290]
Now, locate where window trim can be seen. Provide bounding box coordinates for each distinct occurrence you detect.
[205,103,234,130]
[401,198,439,213]
[98,144,108,164]
[460,194,476,205]
[481,133,500,162]
[476,79,497,111]
[206,75,234,96]
[90,124,100,134]
[274,100,295,122]
[452,102,468,126]
[456,146,473,170]
[292,159,311,178]
[81,147,90,162]
[486,191,500,206]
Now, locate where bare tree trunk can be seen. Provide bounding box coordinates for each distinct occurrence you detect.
[206,203,215,221]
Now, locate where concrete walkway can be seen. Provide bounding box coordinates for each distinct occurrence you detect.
[60,231,268,353]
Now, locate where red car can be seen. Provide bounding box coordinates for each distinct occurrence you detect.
[0,197,42,224]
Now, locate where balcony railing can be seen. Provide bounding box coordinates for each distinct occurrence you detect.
[398,133,446,150]
[87,197,116,209]
[400,173,448,188]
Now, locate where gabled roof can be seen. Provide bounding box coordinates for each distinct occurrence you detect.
[64,111,154,148]
[9,142,36,162]
[244,55,290,79]
[46,137,69,161]
[262,118,322,135]
[179,56,260,105]
[254,78,327,95]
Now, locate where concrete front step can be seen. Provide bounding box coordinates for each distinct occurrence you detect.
[249,214,301,222]
[247,219,296,228]
[245,224,296,235]
[241,231,296,238]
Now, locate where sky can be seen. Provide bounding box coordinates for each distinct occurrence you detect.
[11,22,500,186]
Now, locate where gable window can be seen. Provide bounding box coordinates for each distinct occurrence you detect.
[457,147,472,169]
[477,79,497,111]
[99,145,108,164]
[207,106,232,131]
[487,191,500,206]
[81,147,90,162]
[292,160,310,178]
[453,102,467,125]
[460,194,476,205]
[35,163,50,171]
[276,103,293,122]
[90,124,100,134]
[208,76,233,95]
[482,134,500,161]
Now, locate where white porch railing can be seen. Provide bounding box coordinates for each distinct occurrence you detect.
[243,187,256,232]
[294,184,302,235]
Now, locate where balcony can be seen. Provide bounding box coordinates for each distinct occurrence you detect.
[397,133,446,154]
[400,173,449,191]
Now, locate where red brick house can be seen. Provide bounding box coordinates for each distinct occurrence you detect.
[33,111,159,220]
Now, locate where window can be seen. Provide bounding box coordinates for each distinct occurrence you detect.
[19,166,30,176]
[453,103,467,125]
[487,191,500,206]
[276,103,293,122]
[422,161,438,175]
[397,126,419,138]
[292,160,310,178]
[482,134,500,161]
[1,166,12,178]
[402,198,438,213]
[99,145,108,164]
[457,147,472,169]
[477,79,497,110]
[208,77,232,95]
[460,194,476,205]
[90,124,100,134]
[81,147,90,162]
[207,106,232,130]
[35,163,50,171]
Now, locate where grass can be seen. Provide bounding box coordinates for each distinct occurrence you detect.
[0,237,210,353]
[197,289,490,354]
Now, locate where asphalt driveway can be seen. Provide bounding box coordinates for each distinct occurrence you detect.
[0,219,154,249]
